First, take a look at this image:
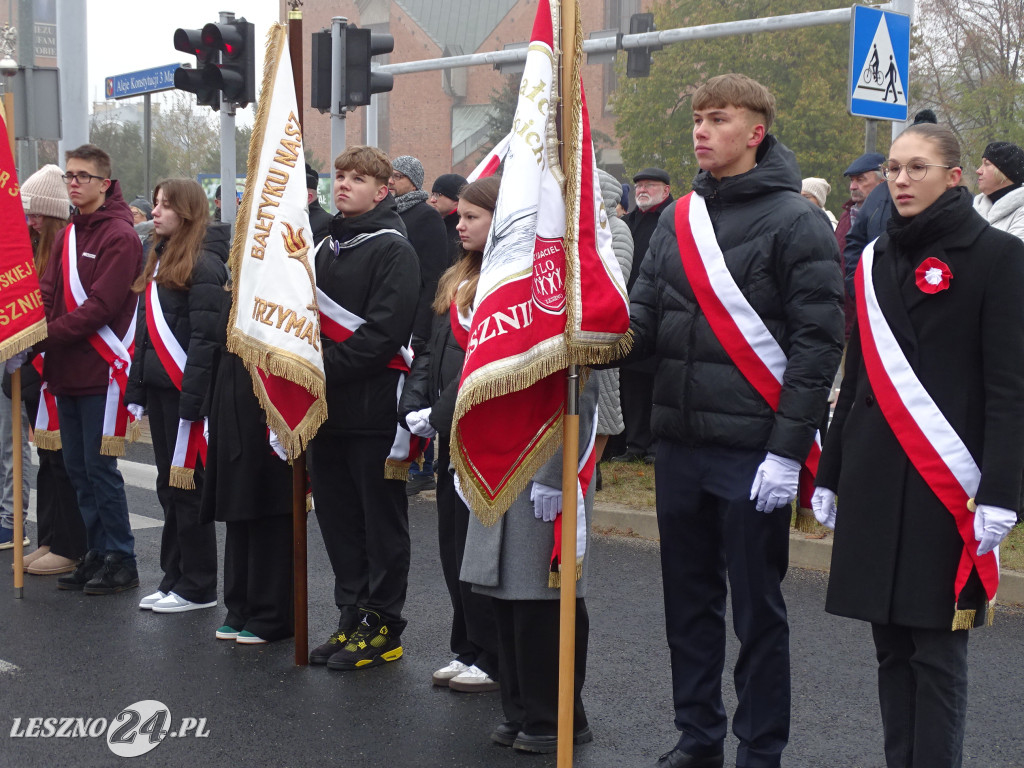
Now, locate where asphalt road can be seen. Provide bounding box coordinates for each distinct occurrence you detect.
[2,447,1023,768]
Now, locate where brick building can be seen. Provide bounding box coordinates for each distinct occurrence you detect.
[285,0,648,186]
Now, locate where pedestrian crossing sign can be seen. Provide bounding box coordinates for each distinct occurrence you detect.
[848,5,911,121]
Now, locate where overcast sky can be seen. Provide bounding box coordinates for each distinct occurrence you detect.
[86,1,280,123]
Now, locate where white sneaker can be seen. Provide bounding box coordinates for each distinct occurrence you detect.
[138,590,167,610]
[449,664,500,693]
[432,659,469,686]
[151,592,218,613]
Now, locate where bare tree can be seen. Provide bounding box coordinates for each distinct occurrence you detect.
[913,0,1024,168]
[153,91,221,180]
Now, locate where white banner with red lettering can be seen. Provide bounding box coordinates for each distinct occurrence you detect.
[450,0,629,523]
[227,23,326,461]
[856,240,998,620]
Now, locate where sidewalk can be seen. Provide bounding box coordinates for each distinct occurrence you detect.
[590,501,1024,608]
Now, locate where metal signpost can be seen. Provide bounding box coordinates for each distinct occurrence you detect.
[848,5,911,122]
[105,63,181,200]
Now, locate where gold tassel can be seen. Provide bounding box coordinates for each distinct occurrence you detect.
[305,490,313,513]
[169,466,196,491]
[951,608,976,631]
[547,557,584,590]
[126,418,141,444]
[32,429,61,451]
[793,506,820,533]
[100,435,125,457]
[986,599,996,627]
[384,460,411,481]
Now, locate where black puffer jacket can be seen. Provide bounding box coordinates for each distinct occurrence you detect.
[125,232,230,421]
[397,309,464,438]
[397,198,449,351]
[626,135,844,462]
[316,200,420,436]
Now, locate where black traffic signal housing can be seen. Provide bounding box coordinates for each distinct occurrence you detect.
[310,28,332,113]
[173,27,220,110]
[344,26,394,108]
[202,19,256,108]
[626,13,659,78]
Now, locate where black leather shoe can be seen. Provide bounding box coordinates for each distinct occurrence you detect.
[56,550,104,591]
[609,451,644,463]
[83,554,139,595]
[511,726,593,753]
[653,747,724,768]
[490,721,521,747]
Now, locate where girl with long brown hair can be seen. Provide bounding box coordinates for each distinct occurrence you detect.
[125,178,228,615]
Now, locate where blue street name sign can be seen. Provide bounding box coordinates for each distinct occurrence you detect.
[848,5,911,121]
[104,64,181,100]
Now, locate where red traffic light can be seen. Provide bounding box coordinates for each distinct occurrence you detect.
[202,23,245,58]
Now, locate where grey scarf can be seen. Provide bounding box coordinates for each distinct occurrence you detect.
[394,189,429,213]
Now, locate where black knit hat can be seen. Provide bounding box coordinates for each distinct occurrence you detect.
[305,162,320,190]
[431,173,467,200]
[983,142,1024,186]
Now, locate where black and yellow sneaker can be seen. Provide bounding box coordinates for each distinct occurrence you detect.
[326,609,403,671]
[309,624,356,666]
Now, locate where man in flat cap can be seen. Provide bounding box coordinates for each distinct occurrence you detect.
[614,168,673,463]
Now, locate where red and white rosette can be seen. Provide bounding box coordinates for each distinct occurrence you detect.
[915,256,952,294]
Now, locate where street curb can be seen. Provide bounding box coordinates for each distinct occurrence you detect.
[593,502,1024,608]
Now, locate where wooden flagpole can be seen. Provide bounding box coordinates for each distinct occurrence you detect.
[288,4,309,666]
[557,0,580,764]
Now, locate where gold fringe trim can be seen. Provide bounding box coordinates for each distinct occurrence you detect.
[951,608,976,631]
[169,466,196,491]
[384,460,411,481]
[32,429,61,451]
[986,598,996,627]
[126,418,141,444]
[547,558,584,589]
[305,490,313,513]
[100,435,126,457]
[0,321,47,363]
[793,506,819,533]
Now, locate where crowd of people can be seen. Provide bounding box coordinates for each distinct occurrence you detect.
[3,70,1024,768]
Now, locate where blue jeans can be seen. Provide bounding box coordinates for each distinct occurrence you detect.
[57,394,134,559]
[0,394,30,530]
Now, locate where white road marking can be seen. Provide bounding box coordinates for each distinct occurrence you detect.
[0,659,19,674]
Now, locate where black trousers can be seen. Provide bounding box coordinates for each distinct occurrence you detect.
[310,432,410,634]
[620,368,654,456]
[436,437,499,677]
[148,387,217,603]
[655,441,790,768]
[492,597,588,736]
[34,447,86,559]
[223,516,294,642]
[871,623,969,768]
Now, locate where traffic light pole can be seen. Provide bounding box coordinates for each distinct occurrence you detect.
[330,15,347,213]
[219,11,237,226]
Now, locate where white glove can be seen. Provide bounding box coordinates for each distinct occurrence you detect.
[973,503,1017,556]
[811,487,837,530]
[405,408,436,439]
[202,417,209,443]
[126,403,144,421]
[4,349,29,374]
[531,482,562,523]
[268,430,288,462]
[749,452,801,513]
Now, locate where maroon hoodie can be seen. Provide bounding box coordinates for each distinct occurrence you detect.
[38,180,143,397]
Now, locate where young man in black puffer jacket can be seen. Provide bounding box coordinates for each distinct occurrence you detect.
[307,146,420,672]
[622,75,844,768]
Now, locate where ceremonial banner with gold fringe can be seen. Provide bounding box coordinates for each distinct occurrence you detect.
[0,112,47,360]
[227,23,326,460]
[450,0,629,523]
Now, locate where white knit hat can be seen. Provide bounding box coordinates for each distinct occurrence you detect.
[801,177,831,207]
[21,164,70,220]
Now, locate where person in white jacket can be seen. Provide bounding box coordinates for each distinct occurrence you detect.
[973,141,1024,241]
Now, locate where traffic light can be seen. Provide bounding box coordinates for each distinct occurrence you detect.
[343,26,394,108]
[173,27,219,110]
[310,29,331,113]
[626,13,658,78]
[202,19,256,107]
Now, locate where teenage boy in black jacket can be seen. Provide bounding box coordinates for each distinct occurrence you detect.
[306,146,420,671]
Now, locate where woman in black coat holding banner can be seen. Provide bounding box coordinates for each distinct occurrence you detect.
[813,123,1024,768]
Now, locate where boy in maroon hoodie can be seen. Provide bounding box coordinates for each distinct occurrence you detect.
[37,144,143,594]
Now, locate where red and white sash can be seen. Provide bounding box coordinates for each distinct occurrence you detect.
[674,192,822,489]
[145,272,208,490]
[315,286,427,480]
[548,403,598,588]
[62,225,139,456]
[856,239,998,626]
[31,354,61,451]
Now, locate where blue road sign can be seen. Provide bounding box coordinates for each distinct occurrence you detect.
[105,64,181,100]
[848,6,911,121]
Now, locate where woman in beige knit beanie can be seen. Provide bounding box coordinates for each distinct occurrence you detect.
[12,163,85,576]
[801,176,838,229]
